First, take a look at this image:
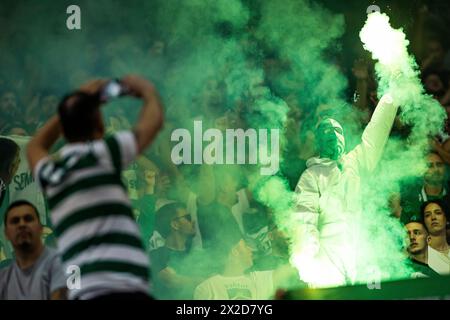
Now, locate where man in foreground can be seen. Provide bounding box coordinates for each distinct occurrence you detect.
[27,75,163,299]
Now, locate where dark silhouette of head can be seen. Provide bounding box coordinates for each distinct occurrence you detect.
[58,91,104,142]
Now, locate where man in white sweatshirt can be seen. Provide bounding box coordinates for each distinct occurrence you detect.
[292,94,398,287]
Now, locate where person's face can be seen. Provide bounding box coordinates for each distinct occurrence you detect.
[172,208,196,237]
[234,239,253,269]
[424,153,445,186]
[315,118,345,160]
[423,203,447,235]
[5,205,42,252]
[0,92,17,115]
[406,222,429,255]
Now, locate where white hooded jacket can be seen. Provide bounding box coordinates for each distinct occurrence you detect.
[293,95,399,287]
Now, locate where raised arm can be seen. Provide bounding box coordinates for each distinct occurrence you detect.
[26,115,61,172]
[352,94,399,172]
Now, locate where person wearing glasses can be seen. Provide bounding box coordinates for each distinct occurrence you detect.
[150,202,204,299]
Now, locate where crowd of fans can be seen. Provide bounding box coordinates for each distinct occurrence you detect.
[0,2,450,300]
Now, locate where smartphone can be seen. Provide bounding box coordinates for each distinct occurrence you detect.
[99,79,128,102]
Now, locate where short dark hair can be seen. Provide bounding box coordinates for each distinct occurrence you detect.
[405,220,428,232]
[0,137,19,181]
[4,200,41,226]
[154,202,187,238]
[58,91,102,142]
[420,199,450,227]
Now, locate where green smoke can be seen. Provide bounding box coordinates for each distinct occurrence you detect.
[350,12,447,283]
[249,0,351,287]
[257,10,445,287]
[3,0,443,298]
[249,0,349,203]
[360,12,445,144]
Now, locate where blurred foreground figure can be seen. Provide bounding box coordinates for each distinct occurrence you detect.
[293,94,398,287]
[27,75,163,300]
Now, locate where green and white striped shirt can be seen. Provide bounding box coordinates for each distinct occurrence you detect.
[34,131,150,300]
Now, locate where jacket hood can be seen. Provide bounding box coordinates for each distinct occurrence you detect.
[306,156,338,168]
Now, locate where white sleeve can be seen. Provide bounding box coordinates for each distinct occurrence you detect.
[114,131,138,169]
[350,95,399,172]
[33,156,53,190]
